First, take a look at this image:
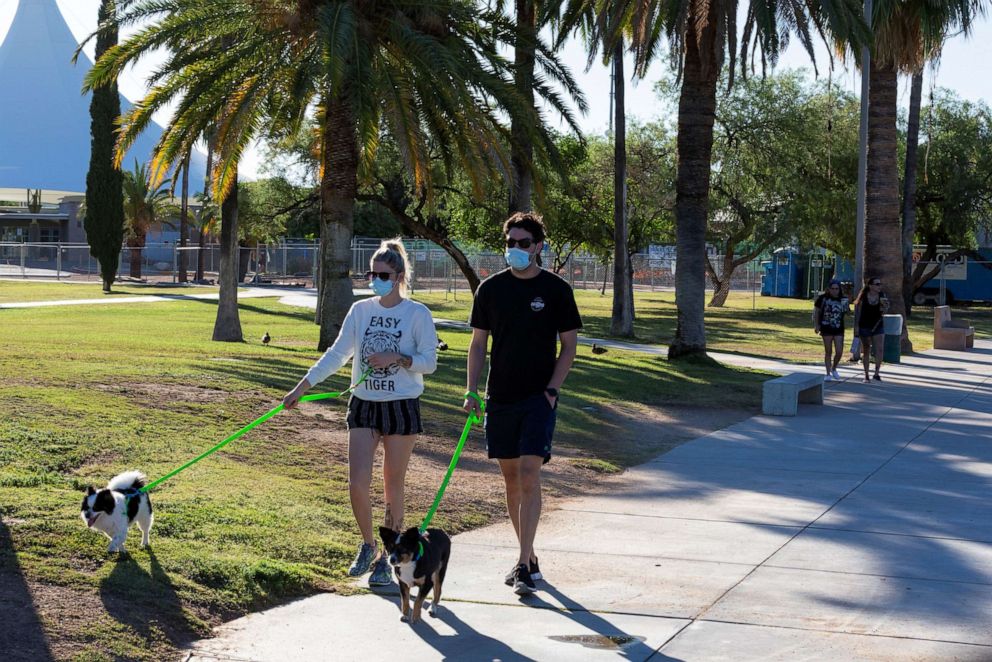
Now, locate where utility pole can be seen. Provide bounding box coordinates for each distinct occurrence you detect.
[855,0,872,289]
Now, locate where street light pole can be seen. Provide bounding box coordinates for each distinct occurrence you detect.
[855,0,872,289]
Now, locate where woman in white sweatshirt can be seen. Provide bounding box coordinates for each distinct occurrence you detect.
[283,239,438,587]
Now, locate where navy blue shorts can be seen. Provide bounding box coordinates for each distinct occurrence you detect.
[484,393,557,463]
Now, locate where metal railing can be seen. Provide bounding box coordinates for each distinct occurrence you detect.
[0,239,782,302]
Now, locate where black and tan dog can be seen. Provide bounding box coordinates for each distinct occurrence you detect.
[379,526,451,623]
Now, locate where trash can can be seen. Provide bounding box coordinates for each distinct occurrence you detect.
[883,314,903,363]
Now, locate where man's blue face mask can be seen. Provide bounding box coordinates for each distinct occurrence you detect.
[505,247,532,271]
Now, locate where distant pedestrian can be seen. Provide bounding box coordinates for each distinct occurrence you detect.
[814,279,849,381]
[853,276,890,383]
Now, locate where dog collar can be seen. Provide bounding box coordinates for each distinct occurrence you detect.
[394,533,424,562]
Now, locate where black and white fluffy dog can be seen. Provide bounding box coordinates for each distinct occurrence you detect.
[379,526,451,624]
[80,471,154,554]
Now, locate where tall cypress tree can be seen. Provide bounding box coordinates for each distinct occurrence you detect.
[84,0,124,293]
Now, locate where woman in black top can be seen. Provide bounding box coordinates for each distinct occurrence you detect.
[814,279,849,381]
[853,277,890,383]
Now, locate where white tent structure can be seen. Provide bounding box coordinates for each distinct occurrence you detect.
[0,0,206,204]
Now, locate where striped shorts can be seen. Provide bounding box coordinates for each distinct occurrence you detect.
[346,396,424,436]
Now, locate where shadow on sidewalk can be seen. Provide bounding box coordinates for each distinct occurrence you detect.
[368,590,530,661]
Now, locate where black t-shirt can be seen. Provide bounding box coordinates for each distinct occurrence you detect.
[470,269,583,404]
[815,294,847,332]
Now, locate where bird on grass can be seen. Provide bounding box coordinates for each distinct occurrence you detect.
[262,332,271,346]
[437,338,449,351]
[591,344,607,355]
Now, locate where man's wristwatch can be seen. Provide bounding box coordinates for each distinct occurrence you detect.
[545,387,559,399]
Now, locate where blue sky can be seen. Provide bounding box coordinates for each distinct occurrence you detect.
[3,0,991,179]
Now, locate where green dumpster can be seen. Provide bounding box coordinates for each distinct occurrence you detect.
[883,314,903,363]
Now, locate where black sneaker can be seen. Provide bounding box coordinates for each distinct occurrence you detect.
[505,558,542,586]
[512,563,536,595]
[873,374,882,381]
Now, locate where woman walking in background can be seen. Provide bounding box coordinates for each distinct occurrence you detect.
[814,279,849,381]
[853,277,890,383]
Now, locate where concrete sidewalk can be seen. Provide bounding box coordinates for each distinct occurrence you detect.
[186,341,992,661]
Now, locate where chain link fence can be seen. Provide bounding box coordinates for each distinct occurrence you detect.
[0,239,767,295]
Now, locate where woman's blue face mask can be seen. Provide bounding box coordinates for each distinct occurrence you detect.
[370,277,395,297]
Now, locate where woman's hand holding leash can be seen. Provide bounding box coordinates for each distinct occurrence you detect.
[282,379,311,410]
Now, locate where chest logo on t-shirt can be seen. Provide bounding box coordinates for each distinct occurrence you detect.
[530,297,545,312]
[362,327,402,382]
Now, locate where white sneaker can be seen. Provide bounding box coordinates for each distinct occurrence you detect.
[824,374,834,382]
[832,369,841,380]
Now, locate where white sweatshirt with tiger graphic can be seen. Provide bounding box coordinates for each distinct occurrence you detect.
[304,297,438,401]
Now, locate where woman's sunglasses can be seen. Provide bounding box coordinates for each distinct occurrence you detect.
[366,270,395,281]
[505,237,534,249]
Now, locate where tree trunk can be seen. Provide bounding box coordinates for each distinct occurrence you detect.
[212,172,243,342]
[902,70,923,320]
[178,152,190,282]
[128,231,144,279]
[865,61,906,330]
[611,41,634,337]
[359,192,482,293]
[317,91,359,351]
[706,251,736,307]
[508,0,536,214]
[196,138,214,283]
[669,1,719,359]
[196,225,206,282]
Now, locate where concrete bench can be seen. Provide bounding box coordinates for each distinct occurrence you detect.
[933,305,975,350]
[762,373,824,416]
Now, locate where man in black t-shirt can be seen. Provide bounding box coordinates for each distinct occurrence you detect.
[464,212,582,596]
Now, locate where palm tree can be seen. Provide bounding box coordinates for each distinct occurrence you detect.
[122,161,176,279]
[902,70,924,316]
[498,1,587,214]
[556,0,636,336]
[599,0,867,357]
[89,0,579,350]
[862,0,983,341]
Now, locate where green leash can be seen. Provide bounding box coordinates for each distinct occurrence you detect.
[418,391,485,533]
[137,367,373,495]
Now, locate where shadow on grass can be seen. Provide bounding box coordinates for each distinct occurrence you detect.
[99,549,204,652]
[0,519,53,662]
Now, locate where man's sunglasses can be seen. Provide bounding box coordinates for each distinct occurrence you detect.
[366,270,396,281]
[506,238,535,249]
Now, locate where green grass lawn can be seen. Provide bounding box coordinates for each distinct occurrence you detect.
[0,283,768,660]
[0,279,219,303]
[421,288,992,363]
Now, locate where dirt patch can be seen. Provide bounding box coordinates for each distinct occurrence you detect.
[94,382,234,404]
